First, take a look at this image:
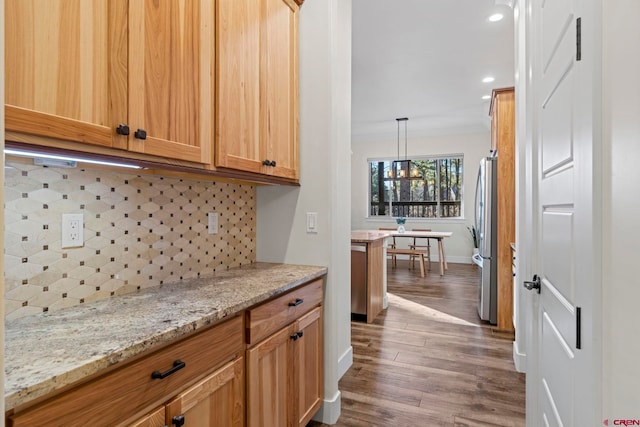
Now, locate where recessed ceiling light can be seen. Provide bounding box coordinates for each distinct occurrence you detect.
[482,95,491,100]
[482,76,495,83]
[489,13,504,22]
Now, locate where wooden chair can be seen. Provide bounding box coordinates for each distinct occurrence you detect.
[379,228,398,268]
[409,229,432,271]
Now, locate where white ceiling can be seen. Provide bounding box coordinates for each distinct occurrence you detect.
[352,0,515,140]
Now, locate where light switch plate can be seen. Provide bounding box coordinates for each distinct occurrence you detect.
[208,212,219,234]
[62,213,84,248]
[306,212,318,233]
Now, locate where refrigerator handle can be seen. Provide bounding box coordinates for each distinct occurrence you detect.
[474,163,481,234]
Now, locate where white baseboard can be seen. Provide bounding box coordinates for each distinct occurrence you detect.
[513,340,527,373]
[383,294,389,309]
[338,346,353,379]
[312,390,341,424]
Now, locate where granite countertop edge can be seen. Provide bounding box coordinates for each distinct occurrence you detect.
[4,262,328,412]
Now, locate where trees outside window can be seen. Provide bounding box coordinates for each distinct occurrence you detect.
[369,156,463,218]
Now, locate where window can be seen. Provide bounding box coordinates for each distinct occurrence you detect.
[369,155,463,218]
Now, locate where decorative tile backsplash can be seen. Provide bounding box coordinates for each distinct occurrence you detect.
[4,160,256,320]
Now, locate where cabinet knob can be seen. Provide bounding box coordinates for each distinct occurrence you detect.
[297,330,304,338]
[290,333,299,341]
[269,160,277,167]
[116,124,130,136]
[263,159,271,166]
[172,415,185,427]
[134,128,147,140]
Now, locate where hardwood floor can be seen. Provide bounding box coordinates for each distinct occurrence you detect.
[309,261,526,427]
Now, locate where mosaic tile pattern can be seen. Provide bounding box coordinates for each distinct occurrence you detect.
[4,160,256,320]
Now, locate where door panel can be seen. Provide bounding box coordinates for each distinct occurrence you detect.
[246,325,294,427]
[165,358,244,427]
[295,307,323,427]
[541,311,574,426]
[128,0,210,163]
[541,0,573,73]
[541,66,574,172]
[5,0,126,148]
[216,0,262,173]
[532,0,598,424]
[260,0,299,179]
[542,211,573,300]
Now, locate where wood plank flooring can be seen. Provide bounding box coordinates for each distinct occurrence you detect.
[308,261,525,427]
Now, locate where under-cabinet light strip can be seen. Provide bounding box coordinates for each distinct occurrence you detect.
[4,148,144,170]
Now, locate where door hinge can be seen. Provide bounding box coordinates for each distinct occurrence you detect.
[576,306,582,349]
[576,17,582,61]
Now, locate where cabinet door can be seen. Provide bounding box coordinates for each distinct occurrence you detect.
[294,306,323,427]
[165,357,244,427]
[215,0,262,174]
[5,0,127,149]
[260,0,299,180]
[246,325,295,427]
[128,406,166,427]
[128,0,212,164]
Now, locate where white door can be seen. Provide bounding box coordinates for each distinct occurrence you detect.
[526,0,601,425]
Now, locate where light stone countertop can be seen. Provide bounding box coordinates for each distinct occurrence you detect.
[350,229,391,243]
[4,262,327,411]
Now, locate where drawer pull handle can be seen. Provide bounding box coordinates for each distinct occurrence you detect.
[151,360,186,379]
[289,298,304,307]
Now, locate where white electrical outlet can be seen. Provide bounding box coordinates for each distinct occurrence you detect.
[62,213,84,249]
[208,212,219,234]
[306,212,318,233]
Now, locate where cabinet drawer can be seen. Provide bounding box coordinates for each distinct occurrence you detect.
[9,316,243,427]
[246,279,323,346]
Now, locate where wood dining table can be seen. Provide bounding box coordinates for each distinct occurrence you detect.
[385,230,453,276]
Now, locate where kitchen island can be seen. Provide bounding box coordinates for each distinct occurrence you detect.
[4,262,327,422]
[351,230,389,323]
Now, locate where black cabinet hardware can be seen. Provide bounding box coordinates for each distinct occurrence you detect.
[134,128,147,140]
[288,298,304,307]
[290,333,299,341]
[297,331,303,338]
[151,360,186,379]
[269,160,277,167]
[263,159,271,166]
[172,414,185,427]
[116,124,130,136]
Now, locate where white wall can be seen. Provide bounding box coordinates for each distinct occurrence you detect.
[256,0,352,423]
[351,131,490,263]
[602,0,640,418]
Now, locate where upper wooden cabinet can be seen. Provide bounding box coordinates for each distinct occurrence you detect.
[5,1,119,149]
[5,0,212,165]
[215,0,299,181]
[489,87,516,332]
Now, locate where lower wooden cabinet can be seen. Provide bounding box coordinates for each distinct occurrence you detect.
[164,357,244,427]
[128,407,166,427]
[294,308,323,427]
[7,317,243,427]
[247,305,323,427]
[6,279,324,427]
[128,357,244,427]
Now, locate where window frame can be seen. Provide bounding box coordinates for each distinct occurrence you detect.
[367,153,465,221]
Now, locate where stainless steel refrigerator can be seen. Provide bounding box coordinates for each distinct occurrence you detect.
[472,156,498,324]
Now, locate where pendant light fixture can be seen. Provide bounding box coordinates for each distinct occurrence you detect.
[388,117,416,179]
